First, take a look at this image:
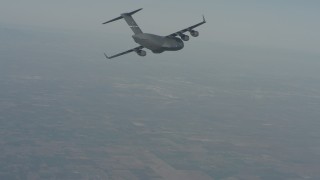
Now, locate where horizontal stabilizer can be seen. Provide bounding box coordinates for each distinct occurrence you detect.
[102,8,143,25]
[102,16,123,24]
[125,8,143,16]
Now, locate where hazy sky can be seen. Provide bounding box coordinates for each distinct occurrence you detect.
[1,3,320,179]
[1,0,320,53]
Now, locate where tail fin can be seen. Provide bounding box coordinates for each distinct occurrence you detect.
[102,8,143,35]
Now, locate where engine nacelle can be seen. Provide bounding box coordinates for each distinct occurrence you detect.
[180,34,190,41]
[137,50,146,57]
[190,30,199,37]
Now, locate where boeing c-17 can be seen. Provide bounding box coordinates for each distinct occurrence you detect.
[103,8,206,59]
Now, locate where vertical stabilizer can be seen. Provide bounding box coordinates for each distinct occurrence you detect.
[121,13,143,34]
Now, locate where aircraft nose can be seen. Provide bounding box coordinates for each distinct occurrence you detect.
[163,37,184,51]
[177,39,184,50]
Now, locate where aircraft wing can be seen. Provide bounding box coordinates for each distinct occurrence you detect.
[104,46,144,59]
[167,16,206,37]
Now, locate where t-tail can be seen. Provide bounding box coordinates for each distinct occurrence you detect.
[102,8,143,35]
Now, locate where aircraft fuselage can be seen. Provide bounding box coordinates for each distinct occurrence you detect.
[132,33,184,53]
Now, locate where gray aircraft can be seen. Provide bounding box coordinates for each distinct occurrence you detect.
[103,8,206,59]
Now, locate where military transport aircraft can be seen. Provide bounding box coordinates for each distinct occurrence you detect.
[103,8,206,59]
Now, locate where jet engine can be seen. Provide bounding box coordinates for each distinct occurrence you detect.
[180,34,190,41]
[190,30,199,37]
[137,50,146,56]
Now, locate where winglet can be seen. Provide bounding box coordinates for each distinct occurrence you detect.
[202,15,206,23]
[104,53,111,59]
